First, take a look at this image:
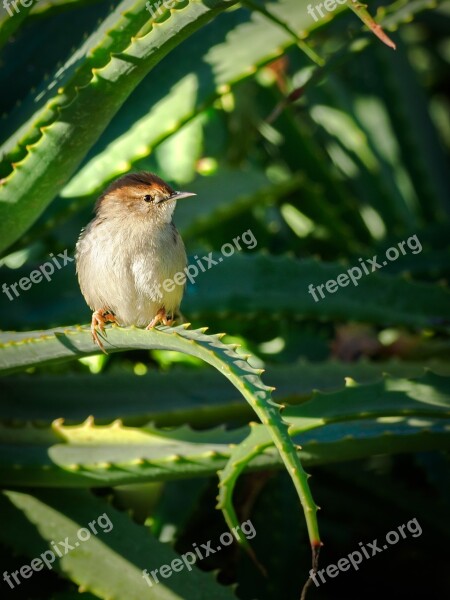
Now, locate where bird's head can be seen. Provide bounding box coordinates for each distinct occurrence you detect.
[95,172,196,225]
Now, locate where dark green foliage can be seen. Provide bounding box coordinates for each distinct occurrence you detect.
[0,1,449,598]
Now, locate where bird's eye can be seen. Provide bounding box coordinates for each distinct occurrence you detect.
[143,194,153,203]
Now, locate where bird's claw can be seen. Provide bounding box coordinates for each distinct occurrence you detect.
[146,308,173,329]
[91,309,117,353]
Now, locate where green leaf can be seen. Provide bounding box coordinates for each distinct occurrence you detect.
[0,372,449,488]
[217,424,271,569]
[2,359,448,426]
[0,0,239,254]
[0,323,322,550]
[217,371,450,554]
[0,488,237,599]
[0,406,447,488]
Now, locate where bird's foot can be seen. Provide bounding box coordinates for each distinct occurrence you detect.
[91,309,117,353]
[146,308,173,329]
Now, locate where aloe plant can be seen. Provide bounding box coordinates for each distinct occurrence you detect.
[1,1,449,599]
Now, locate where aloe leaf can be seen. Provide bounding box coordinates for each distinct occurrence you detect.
[0,0,240,254]
[0,323,322,553]
[285,370,450,426]
[0,488,237,599]
[0,419,240,487]
[3,359,448,426]
[217,423,274,570]
[0,411,448,487]
[0,1,112,121]
[0,323,246,374]
[0,372,449,488]
[217,371,450,559]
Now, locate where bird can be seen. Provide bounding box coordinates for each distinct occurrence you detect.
[75,172,196,351]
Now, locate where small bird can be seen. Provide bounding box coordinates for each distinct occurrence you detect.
[75,172,196,351]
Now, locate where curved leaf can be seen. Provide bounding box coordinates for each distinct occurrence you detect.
[217,371,450,558]
[0,323,321,550]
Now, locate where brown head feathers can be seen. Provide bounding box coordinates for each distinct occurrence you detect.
[95,172,175,213]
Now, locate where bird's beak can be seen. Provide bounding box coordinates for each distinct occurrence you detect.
[170,190,196,201]
[156,191,196,204]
